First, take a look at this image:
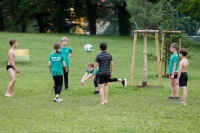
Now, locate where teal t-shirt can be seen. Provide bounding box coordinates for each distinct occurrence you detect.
[86,66,99,75]
[60,46,73,68]
[168,53,179,74]
[49,53,65,76]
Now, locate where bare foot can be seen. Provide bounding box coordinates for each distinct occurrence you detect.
[104,101,107,104]
[5,93,13,97]
[181,102,186,106]
[100,103,104,106]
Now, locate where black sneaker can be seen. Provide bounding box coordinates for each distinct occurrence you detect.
[65,87,69,90]
[122,78,127,87]
[173,97,179,100]
[94,91,99,94]
[168,96,174,100]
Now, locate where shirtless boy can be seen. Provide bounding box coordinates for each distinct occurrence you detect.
[5,39,20,97]
[177,48,189,105]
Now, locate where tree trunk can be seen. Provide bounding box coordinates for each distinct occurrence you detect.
[117,2,131,36]
[143,33,147,86]
[35,14,45,33]
[0,7,4,31]
[87,0,97,35]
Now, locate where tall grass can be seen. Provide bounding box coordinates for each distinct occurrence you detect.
[0,32,200,133]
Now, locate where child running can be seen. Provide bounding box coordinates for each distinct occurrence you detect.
[49,43,67,102]
[177,48,189,106]
[81,62,126,94]
[94,42,114,105]
[5,39,20,97]
[60,37,74,90]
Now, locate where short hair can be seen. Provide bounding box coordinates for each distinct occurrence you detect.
[179,48,188,56]
[87,62,94,67]
[9,39,17,46]
[54,43,61,53]
[170,43,178,50]
[61,37,68,41]
[99,42,107,51]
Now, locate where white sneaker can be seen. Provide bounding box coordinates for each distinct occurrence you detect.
[122,78,127,87]
[57,98,63,102]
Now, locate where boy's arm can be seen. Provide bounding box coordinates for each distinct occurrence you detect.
[62,61,68,72]
[81,73,93,85]
[171,62,177,78]
[177,61,183,83]
[110,61,114,78]
[9,51,19,73]
[48,61,51,73]
[93,62,98,80]
[69,51,74,57]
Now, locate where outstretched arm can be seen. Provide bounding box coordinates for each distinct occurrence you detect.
[81,73,93,85]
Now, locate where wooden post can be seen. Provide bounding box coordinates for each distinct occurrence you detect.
[131,30,161,86]
[161,32,165,77]
[142,33,147,86]
[131,32,138,86]
[155,33,162,86]
[179,37,181,50]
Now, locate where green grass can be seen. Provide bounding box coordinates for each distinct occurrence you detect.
[0,32,200,133]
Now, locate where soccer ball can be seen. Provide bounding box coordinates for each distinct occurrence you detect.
[84,44,93,52]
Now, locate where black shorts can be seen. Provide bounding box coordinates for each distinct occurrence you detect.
[6,65,14,71]
[179,72,188,87]
[98,75,110,84]
[170,74,178,79]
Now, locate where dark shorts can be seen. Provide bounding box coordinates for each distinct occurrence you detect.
[98,75,110,84]
[170,74,178,79]
[6,65,14,71]
[179,72,188,87]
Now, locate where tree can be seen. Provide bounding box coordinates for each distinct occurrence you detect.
[126,0,163,29]
[178,0,200,22]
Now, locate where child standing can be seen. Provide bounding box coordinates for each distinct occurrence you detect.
[94,43,114,105]
[60,37,74,90]
[177,48,189,105]
[49,43,67,102]
[5,39,20,97]
[81,63,126,94]
[168,43,179,100]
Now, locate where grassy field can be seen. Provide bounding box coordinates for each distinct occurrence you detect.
[0,32,200,133]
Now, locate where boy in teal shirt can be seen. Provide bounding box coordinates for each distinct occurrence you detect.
[49,43,67,102]
[60,37,74,90]
[168,43,179,100]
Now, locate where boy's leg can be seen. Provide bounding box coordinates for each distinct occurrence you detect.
[104,83,108,104]
[172,78,179,99]
[169,78,175,98]
[94,75,99,94]
[63,68,69,90]
[109,78,118,82]
[104,75,110,104]
[57,75,63,96]
[99,83,105,104]
[182,86,187,105]
[5,68,16,96]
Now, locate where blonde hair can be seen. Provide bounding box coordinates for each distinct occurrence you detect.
[61,36,68,41]
[87,62,94,68]
[171,43,178,50]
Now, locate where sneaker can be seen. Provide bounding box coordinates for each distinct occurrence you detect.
[65,87,69,90]
[94,91,99,94]
[57,98,63,102]
[122,78,127,87]
[168,96,174,100]
[173,97,179,100]
[54,98,63,102]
